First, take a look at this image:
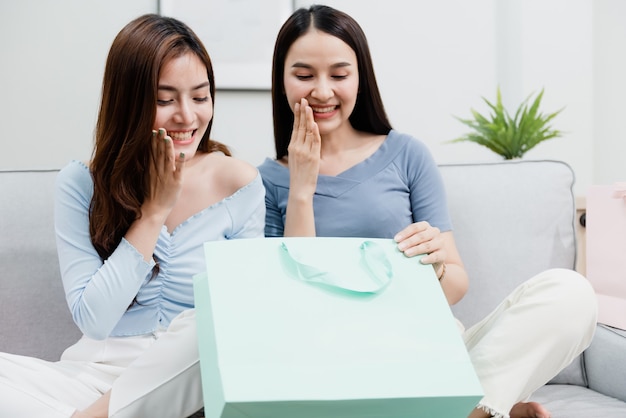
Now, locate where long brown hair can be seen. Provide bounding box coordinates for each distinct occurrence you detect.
[271,5,392,159]
[90,14,229,261]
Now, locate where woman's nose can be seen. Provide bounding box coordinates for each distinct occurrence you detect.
[174,100,194,124]
[311,78,333,101]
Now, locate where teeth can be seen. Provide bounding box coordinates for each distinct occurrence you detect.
[168,131,193,141]
[312,106,336,113]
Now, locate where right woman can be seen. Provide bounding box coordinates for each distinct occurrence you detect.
[258,5,597,418]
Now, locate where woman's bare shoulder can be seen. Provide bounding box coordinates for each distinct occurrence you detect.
[205,152,258,188]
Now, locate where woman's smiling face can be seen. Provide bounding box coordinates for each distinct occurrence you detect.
[283,29,360,136]
[154,52,213,160]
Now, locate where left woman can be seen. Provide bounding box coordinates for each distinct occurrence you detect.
[0,14,265,418]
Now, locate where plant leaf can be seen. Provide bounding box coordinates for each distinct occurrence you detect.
[448,87,563,159]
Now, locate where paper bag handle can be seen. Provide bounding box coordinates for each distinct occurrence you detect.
[279,240,392,296]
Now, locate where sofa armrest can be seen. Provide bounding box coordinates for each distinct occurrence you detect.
[0,169,81,360]
[584,324,626,402]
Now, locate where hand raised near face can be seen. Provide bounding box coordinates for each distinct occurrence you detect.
[145,128,186,216]
[287,98,321,200]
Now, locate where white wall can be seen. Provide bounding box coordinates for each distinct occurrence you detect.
[1,0,624,197]
[0,0,157,169]
[593,0,626,186]
[504,0,595,193]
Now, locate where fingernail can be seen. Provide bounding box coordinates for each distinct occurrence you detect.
[152,130,157,137]
[179,152,185,159]
[158,128,165,135]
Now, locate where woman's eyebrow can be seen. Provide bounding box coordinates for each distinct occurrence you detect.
[291,62,352,69]
[158,81,210,91]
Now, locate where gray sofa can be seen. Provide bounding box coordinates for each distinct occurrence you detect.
[440,160,626,416]
[1,161,626,417]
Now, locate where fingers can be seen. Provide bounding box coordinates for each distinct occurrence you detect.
[151,129,160,168]
[153,128,177,172]
[298,99,320,151]
[308,113,321,155]
[286,99,321,198]
[394,221,429,243]
[147,128,184,208]
[290,99,319,144]
[158,128,185,181]
[304,105,320,153]
[290,99,307,145]
[162,131,176,172]
[298,98,308,134]
[174,151,186,180]
[395,221,444,262]
[292,102,301,135]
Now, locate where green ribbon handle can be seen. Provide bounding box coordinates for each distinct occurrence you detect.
[279,240,393,296]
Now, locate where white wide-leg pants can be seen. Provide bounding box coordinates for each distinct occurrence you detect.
[463,268,597,418]
[0,309,202,418]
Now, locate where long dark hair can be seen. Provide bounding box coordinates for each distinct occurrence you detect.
[271,4,392,159]
[90,14,229,261]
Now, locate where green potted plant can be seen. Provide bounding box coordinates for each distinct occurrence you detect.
[450,87,563,159]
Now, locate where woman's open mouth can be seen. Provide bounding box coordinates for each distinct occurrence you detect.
[311,105,338,119]
[168,130,196,144]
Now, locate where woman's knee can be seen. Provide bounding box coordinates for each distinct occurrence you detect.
[534,268,598,333]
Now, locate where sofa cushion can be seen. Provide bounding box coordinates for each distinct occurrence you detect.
[439,161,586,387]
[530,384,626,417]
[0,170,81,361]
[438,160,577,328]
[546,353,587,387]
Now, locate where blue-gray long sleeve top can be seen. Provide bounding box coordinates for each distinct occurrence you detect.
[54,160,265,340]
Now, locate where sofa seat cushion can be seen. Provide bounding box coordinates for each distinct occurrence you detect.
[530,384,626,417]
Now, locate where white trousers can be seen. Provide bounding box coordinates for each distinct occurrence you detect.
[463,268,597,418]
[0,269,597,418]
[0,309,202,418]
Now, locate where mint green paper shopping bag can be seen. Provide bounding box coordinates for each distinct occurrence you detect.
[193,237,482,418]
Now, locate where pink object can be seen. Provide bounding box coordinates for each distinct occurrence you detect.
[586,183,626,330]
